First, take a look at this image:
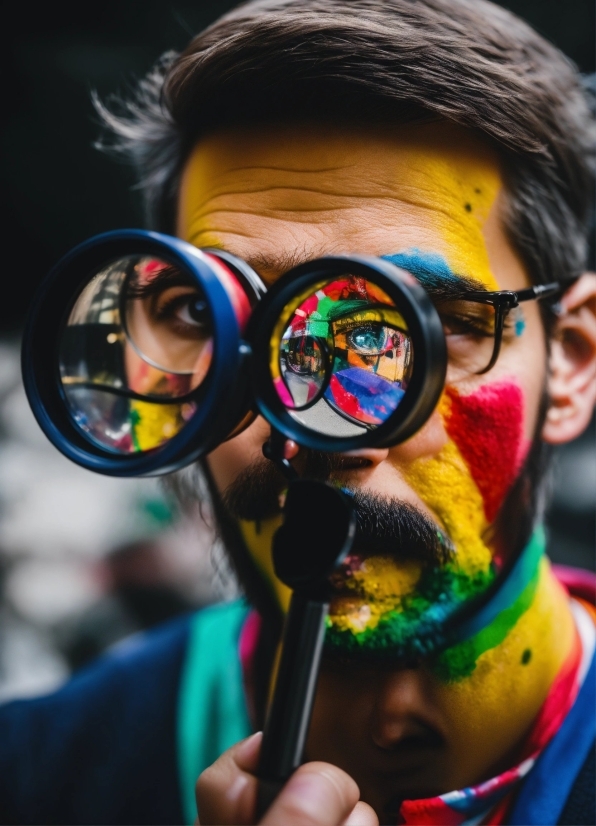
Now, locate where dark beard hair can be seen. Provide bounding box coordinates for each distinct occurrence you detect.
[492,390,553,559]
[223,454,453,567]
[164,390,551,723]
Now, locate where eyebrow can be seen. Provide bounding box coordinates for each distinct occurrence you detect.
[238,246,490,297]
[381,250,489,299]
[244,249,329,283]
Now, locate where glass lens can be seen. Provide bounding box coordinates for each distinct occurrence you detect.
[271,276,413,437]
[434,298,497,377]
[124,257,213,378]
[59,256,207,455]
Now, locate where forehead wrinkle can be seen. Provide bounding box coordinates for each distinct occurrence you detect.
[185,189,461,243]
[208,164,351,176]
[179,125,504,291]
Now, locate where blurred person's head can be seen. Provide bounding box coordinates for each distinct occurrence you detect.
[100,0,596,813]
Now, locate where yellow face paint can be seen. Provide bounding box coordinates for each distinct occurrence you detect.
[434,560,576,779]
[177,122,502,291]
[239,517,291,612]
[180,122,567,681]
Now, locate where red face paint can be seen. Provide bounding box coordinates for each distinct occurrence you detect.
[444,382,529,522]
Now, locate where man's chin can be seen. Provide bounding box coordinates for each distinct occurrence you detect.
[324,554,495,664]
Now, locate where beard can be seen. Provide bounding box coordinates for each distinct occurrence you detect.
[223,449,454,568]
[165,387,551,668]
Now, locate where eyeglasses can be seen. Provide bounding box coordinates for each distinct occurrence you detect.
[279,280,562,419]
[430,282,562,379]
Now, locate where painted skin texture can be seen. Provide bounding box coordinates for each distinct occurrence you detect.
[177,123,575,799]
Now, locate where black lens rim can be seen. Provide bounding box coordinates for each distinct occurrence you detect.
[247,255,447,452]
[22,230,250,476]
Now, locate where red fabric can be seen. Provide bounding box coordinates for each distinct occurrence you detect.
[553,565,596,605]
[239,610,262,729]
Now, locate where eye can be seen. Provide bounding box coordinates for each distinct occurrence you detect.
[347,323,390,354]
[152,289,212,339]
[436,300,495,338]
[174,297,209,327]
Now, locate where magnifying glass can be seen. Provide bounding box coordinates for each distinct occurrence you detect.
[23,234,447,474]
[22,230,265,476]
[249,255,447,451]
[23,231,451,816]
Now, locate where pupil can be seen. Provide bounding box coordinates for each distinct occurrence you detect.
[351,325,385,351]
[189,300,208,323]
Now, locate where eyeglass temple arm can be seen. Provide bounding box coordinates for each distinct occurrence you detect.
[474,281,563,376]
[466,282,561,306]
[514,282,561,304]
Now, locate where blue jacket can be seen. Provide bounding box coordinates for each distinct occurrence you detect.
[0,600,593,825]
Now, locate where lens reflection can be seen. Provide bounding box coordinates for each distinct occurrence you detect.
[272,276,413,436]
[59,256,206,454]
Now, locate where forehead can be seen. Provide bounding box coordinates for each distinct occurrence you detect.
[176,122,505,290]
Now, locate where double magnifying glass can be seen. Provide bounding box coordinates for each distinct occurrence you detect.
[22,230,447,475]
[26,230,537,813]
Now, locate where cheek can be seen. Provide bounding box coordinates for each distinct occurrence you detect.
[206,416,271,493]
[443,381,530,523]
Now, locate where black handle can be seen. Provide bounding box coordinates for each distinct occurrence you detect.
[254,477,356,820]
[256,592,328,818]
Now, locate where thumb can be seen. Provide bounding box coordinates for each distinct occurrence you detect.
[260,761,361,826]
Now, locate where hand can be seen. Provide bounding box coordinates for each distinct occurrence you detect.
[196,731,378,826]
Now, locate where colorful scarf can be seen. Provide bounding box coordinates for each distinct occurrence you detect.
[397,597,595,825]
[239,571,596,826]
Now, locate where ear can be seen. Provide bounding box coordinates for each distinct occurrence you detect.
[542,273,596,445]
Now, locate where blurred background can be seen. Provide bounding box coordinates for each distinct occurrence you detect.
[1,0,594,700]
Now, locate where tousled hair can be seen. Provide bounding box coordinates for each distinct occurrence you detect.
[97,0,595,288]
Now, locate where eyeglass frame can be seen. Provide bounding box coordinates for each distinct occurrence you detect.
[280,280,563,404]
[444,282,563,374]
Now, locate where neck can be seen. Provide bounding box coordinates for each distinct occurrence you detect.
[429,557,577,790]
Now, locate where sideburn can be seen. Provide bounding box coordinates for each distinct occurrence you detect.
[492,389,552,561]
[200,459,284,729]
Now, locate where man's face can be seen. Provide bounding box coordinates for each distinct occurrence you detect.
[176,122,567,805]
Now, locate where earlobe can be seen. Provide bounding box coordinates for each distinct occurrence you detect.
[542,273,596,445]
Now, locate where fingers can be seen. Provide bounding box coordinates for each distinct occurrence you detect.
[260,761,361,826]
[196,732,262,825]
[197,734,375,826]
[343,801,379,826]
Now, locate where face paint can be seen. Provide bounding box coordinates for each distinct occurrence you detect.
[435,558,576,770]
[185,124,554,672]
[514,307,527,337]
[240,517,291,612]
[443,382,530,523]
[323,372,533,663]
[128,399,188,451]
[433,532,544,681]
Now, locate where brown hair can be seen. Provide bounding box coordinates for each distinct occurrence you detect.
[98,0,595,288]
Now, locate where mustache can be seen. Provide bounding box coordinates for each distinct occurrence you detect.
[222,453,453,567]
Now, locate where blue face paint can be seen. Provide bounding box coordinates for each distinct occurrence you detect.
[382,249,462,291]
[514,309,526,337]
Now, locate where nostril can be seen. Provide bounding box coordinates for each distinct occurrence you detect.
[334,456,373,471]
[341,448,390,467]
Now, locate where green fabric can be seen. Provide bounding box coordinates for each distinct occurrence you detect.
[177,600,252,825]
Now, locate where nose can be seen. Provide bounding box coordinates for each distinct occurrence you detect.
[370,669,437,750]
[342,447,390,467]
[283,438,389,468]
